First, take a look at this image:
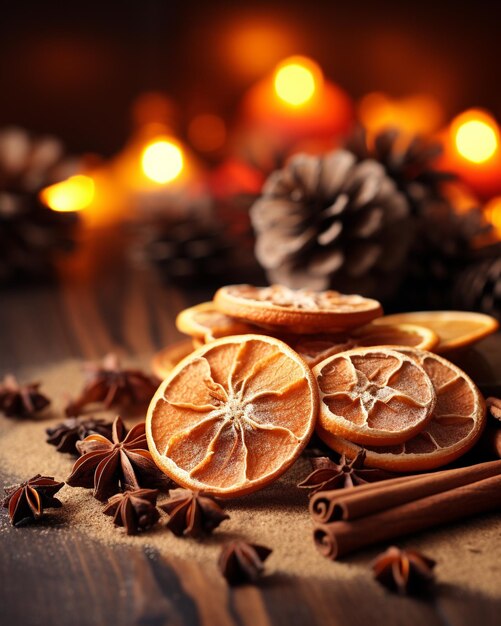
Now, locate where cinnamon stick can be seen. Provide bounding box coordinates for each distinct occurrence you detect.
[310,458,501,523]
[313,472,501,560]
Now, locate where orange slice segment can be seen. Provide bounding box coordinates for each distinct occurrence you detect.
[151,340,195,380]
[318,349,486,471]
[176,302,259,343]
[214,284,383,334]
[374,311,499,353]
[313,347,436,446]
[289,323,439,368]
[146,334,318,497]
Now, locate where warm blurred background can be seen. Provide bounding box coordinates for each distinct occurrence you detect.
[1,0,500,317]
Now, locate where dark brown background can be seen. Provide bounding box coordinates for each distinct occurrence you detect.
[1,0,500,155]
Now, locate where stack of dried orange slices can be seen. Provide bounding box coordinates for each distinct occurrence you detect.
[147,284,497,496]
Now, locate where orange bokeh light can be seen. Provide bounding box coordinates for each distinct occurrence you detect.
[485,197,501,238]
[451,109,500,164]
[40,175,95,213]
[359,92,444,136]
[221,20,296,78]
[188,114,226,153]
[241,55,354,144]
[439,109,501,199]
[141,138,184,184]
[273,56,321,107]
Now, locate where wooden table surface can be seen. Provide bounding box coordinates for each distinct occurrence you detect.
[1,251,500,626]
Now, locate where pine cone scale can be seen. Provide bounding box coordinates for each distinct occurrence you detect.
[250,149,410,295]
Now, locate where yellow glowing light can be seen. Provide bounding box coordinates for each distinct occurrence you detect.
[40,175,95,212]
[141,139,184,184]
[273,57,320,106]
[453,111,499,164]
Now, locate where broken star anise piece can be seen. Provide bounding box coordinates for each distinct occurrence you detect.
[0,374,51,418]
[3,474,64,527]
[372,546,436,595]
[66,416,172,501]
[160,488,229,538]
[103,488,160,535]
[487,397,501,422]
[298,450,393,495]
[46,416,114,454]
[218,541,272,586]
[65,353,160,416]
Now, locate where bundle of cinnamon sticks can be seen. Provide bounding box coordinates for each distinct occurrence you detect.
[310,459,501,560]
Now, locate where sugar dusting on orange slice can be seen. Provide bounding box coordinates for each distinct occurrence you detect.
[318,349,486,471]
[146,334,318,497]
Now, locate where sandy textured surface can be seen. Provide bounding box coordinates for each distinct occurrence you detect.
[1,358,500,597]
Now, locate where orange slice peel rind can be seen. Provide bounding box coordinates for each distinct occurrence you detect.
[176,302,260,343]
[214,284,383,334]
[318,348,486,471]
[146,334,319,497]
[313,347,437,447]
[374,311,499,353]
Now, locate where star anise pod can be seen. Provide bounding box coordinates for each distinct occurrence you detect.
[487,397,501,422]
[0,374,51,418]
[66,416,172,501]
[160,488,229,538]
[218,541,272,586]
[3,474,64,526]
[46,416,114,454]
[65,354,159,416]
[298,450,393,495]
[103,488,160,535]
[372,546,436,595]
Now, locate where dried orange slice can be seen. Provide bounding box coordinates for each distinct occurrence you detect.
[289,323,438,368]
[313,347,436,446]
[146,334,318,497]
[319,349,486,471]
[151,340,195,380]
[214,284,383,334]
[374,311,498,353]
[351,323,439,352]
[176,302,259,343]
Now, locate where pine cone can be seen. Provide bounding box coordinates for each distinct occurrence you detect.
[143,219,233,286]
[453,245,501,320]
[347,127,453,212]
[402,200,491,310]
[0,127,79,285]
[250,149,411,297]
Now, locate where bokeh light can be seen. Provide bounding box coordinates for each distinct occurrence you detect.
[358,92,444,135]
[40,175,95,212]
[452,110,499,164]
[221,20,296,78]
[273,57,321,106]
[141,139,184,184]
[485,197,501,237]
